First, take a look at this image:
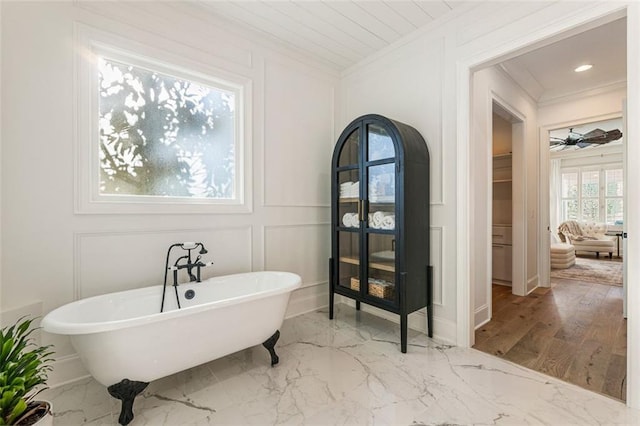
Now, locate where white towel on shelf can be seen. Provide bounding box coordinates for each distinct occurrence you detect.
[381,215,395,230]
[340,182,359,198]
[340,181,356,198]
[349,182,359,198]
[342,213,353,227]
[350,213,359,227]
[342,212,359,228]
[371,211,393,228]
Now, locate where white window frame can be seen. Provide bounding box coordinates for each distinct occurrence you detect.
[560,169,579,221]
[604,168,624,227]
[75,25,252,214]
[560,163,623,226]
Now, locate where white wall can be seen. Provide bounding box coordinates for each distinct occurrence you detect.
[0,1,338,384]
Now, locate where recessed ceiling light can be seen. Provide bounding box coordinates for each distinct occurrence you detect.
[574,64,593,72]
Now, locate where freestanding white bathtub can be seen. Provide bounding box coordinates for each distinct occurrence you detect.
[42,271,301,425]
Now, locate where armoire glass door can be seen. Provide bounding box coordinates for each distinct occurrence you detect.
[336,129,361,292]
[364,123,396,302]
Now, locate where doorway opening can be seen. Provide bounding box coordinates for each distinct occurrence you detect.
[490,102,524,297]
[471,15,628,402]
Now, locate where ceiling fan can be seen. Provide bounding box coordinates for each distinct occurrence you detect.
[550,128,623,148]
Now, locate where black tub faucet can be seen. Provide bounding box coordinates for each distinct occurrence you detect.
[161,242,213,312]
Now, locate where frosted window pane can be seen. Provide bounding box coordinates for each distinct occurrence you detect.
[581,171,599,198]
[605,169,623,197]
[98,58,236,199]
[562,200,578,221]
[581,199,599,221]
[606,199,623,225]
[561,173,578,198]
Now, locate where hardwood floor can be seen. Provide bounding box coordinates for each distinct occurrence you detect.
[474,264,627,401]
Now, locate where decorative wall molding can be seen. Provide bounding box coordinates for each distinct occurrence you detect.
[285,281,328,319]
[538,80,627,108]
[263,223,330,288]
[434,35,446,206]
[74,226,253,299]
[431,226,445,306]
[262,59,335,208]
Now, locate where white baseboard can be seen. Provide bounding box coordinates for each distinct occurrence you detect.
[527,275,539,294]
[285,282,328,319]
[474,303,490,329]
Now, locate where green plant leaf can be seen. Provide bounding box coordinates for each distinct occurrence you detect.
[0,317,54,425]
[5,398,26,425]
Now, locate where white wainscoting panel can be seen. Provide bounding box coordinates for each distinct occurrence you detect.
[431,226,444,306]
[75,227,252,299]
[264,224,330,287]
[285,282,328,319]
[263,60,334,207]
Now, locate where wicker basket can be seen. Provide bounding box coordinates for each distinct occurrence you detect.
[350,277,360,291]
[350,277,393,299]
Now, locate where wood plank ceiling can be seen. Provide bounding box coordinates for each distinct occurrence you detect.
[196,1,465,70]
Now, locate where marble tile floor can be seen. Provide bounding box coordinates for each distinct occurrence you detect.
[42,305,640,425]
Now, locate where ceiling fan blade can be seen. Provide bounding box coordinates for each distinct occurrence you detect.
[582,128,623,143]
[582,128,607,139]
[581,138,609,144]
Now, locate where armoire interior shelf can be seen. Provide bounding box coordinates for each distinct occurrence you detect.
[329,114,432,353]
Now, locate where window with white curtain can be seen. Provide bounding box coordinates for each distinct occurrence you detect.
[560,165,623,225]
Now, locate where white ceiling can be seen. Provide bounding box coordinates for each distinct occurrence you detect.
[500,17,627,103]
[195,2,626,102]
[196,0,466,70]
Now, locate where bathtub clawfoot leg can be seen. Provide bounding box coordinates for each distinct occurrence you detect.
[262,330,280,366]
[108,379,149,425]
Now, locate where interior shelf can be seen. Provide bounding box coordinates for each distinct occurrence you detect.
[339,197,359,203]
[339,256,395,272]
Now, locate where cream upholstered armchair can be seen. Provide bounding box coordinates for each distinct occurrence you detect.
[558,221,616,258]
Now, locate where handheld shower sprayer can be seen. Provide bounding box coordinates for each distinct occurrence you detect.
[180,242,208,254]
